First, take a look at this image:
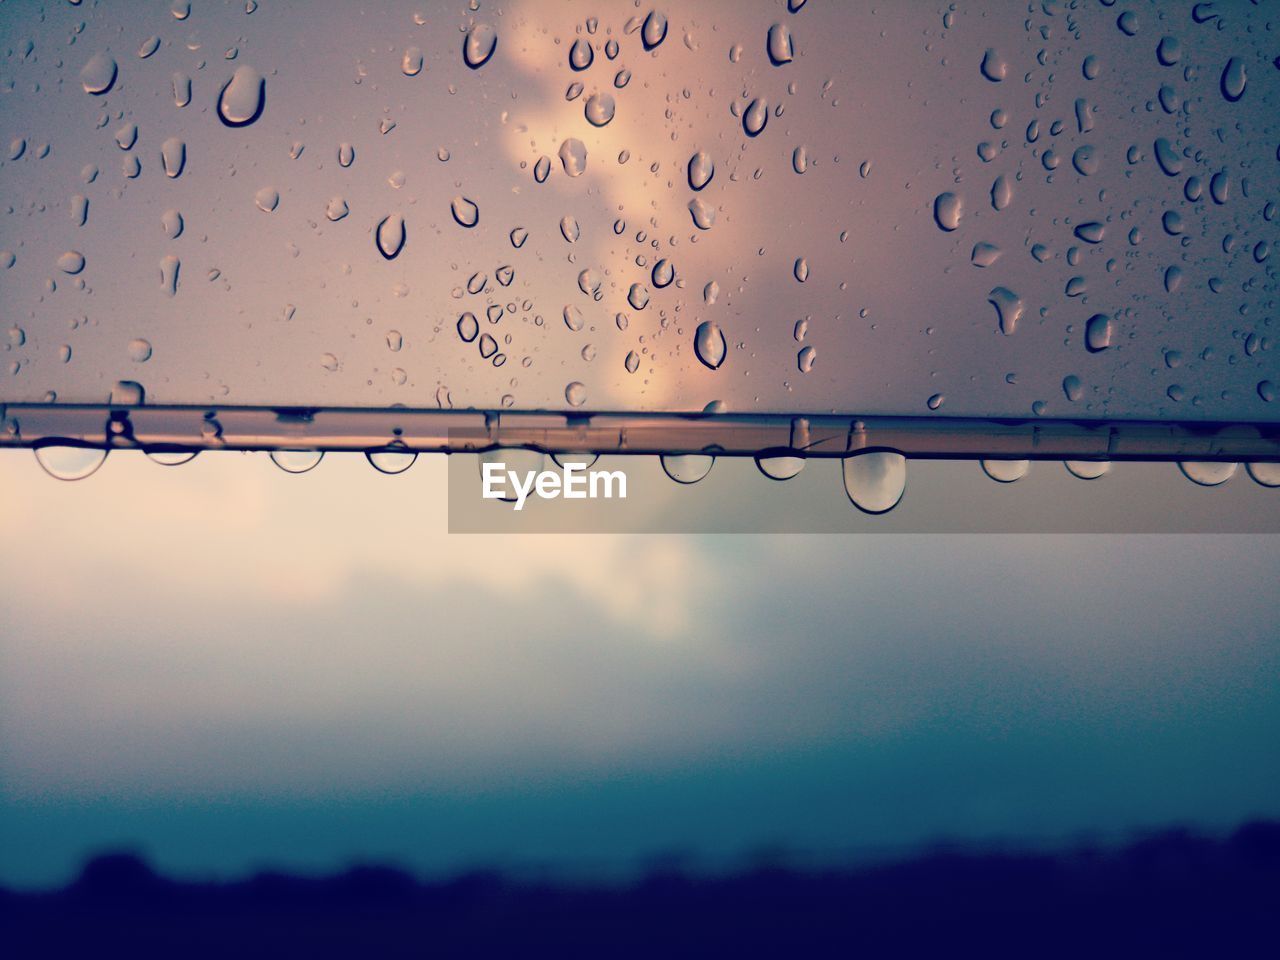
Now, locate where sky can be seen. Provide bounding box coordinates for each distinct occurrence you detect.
[2,450,1278,888]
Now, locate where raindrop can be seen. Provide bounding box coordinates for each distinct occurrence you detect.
[367,445,418,474]
[478,334,498,358]
[534,155,552,183]
[694,321,726,369]
[628,283,650,310]
[1074,221,1105,244]
[402,46,424,76]
[792,145,808,174]
[457,312,479,342]
[990,175,1013,211]
[1220,57,1246,102]
[563,305,584,331]
[80,53,118,95]
[565,381,587,407]
[793,257,809,282]
[585,92,616,126]
[981,459,1029,483]
[625,350,640,373]
[1153,138,1182,177]
[35,445,107,481]
[652,258,675,288]
[767,23,794,65]
[641,11,668,50]
[1085,313,1113,352]
[688,151,714,190]
[552,452,600,470]
[338,143,355,168]
[450,196,479,227]
[270,450,324,474]
[146,449,199,466]
[376,214,406,258]
[510,226,528,248]
[933,192,962,231]
[173,72,191,108]
[463,23,497,69]
[559,138,587,177]
[160,255,180,296]
[1062,375,1083,402]
[217,66,265,126]
[756,455,805,481]
[797,345,817,373]
[160,137,186,178]
[988,287,1023,335]
[1065,461,1111,480]
[1245,463,1280,488]
[560,216,580,243]
[743,98,768,136]
[57,251,86,274]
[1071,145,1099,177]
[254,186,279,212]
[843,452,907,514]
[689,197,717,230]
[971,242,1001,267]
[661,454,715,484]
[138,36,161,59]
[129,338,153,362]
[325,197,349,221]
[1177,461,1237,487]
[979,48,1006,82]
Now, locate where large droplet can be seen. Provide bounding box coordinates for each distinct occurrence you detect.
[1065,460,1111,480]
[1220,57,1246,102]
[402,46,424,76]
[584,92,616,126]
[217,66,265,127]
[254,186,280,213]
[1245,463,1280,488]
[641,10,668,50]
[661,454,714,484]
[35,445,107,481]
[376,214,406,259]
[628,283,650,310]
[797,345,816,373]
[569,38,594,71]
[1084,313,1113,352]
[338,143,355,168]
[933,192,962,231]
[80,53,118,95]
[688,151,714,190]
[990,174,1013,211]
[325,197,349,222]
[366,444,418,474]
[688,197,717,230]
[988,287,1023,335]
[694,321,726,369]
[159,255,180,296]
[270,450,324,474]
[743,98,768,137]
[842,452,907,514]
[756,454,805,481]
[1153,137,1182,177]
[463,23,497,69]
[57,251,85,274]
[560,216,580,243]
[1177,461,1237,486]
[981,459,1030,483]
[450,196,479,227]
[979,48,1007,82]
[652,258,675,288]
[146,449,199,467]
[565,381,587,407]
[559,138,587,177]
[766,23,794,65]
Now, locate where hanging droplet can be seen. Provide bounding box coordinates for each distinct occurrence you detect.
[146,449,199,466]
[842,451,907,514]
[981,459,1030,483]
[661,454,715,484]
[270,450,324,474]
[756,454,805,481]
[1177,461,1237,486]
[1245,463,1280,488]
[366,444,418,474]
[1065,460,1111,480]
[35,445,107,481]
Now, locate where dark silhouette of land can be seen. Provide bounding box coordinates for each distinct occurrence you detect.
[2,822,1278,957]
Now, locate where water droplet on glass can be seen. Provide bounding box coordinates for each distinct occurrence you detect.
[652,258,675,288]
[979,48,1006,82]
[1085,313,1113,352]
[270,450,324,474]
[217,66,265,126]
[569,38,594,71]
[1220,57,1246,102]
[1177,461,1237,487]
[933,191,962,231]
[988,287,1023,335]
[35,445,107,481]
[767,23,794,65]
[981,459,1030,483]
[688,197,717,230]
[560,216,580,243]
[450,196,479,227]
[1062,375,1083,402]
[160,255,180,297]
[585,92,615,126]
[80,53,117,95]
[743,98,768,136]
[688,151,714,190]
[793,257,809,283]
[376,214,406,259]
[694,321,726,369]
[628,283,650,310]
[559,138,587,177]
[662,454,714,484]
[624,350,640,374]
[402,46,424,77]
[160,137,186,178]
[326,197,349,222]
[367,444,417,474]
[129,338,153,362]
[797,345,817,373]
[57,251,85,274]
[641,10,668,50]
[254,186,279,212]
[1074,221,1105,244]
[338,143,355,168]
[1065,460,1111,480]
[510,226,528,248]
[843,451,907,514]
[565,381,587,407]
[990,174,1013,211]
[463,23,497,69]
[971,242,1001,267]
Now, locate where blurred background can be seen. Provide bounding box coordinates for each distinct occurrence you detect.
[2,451,1277,889]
